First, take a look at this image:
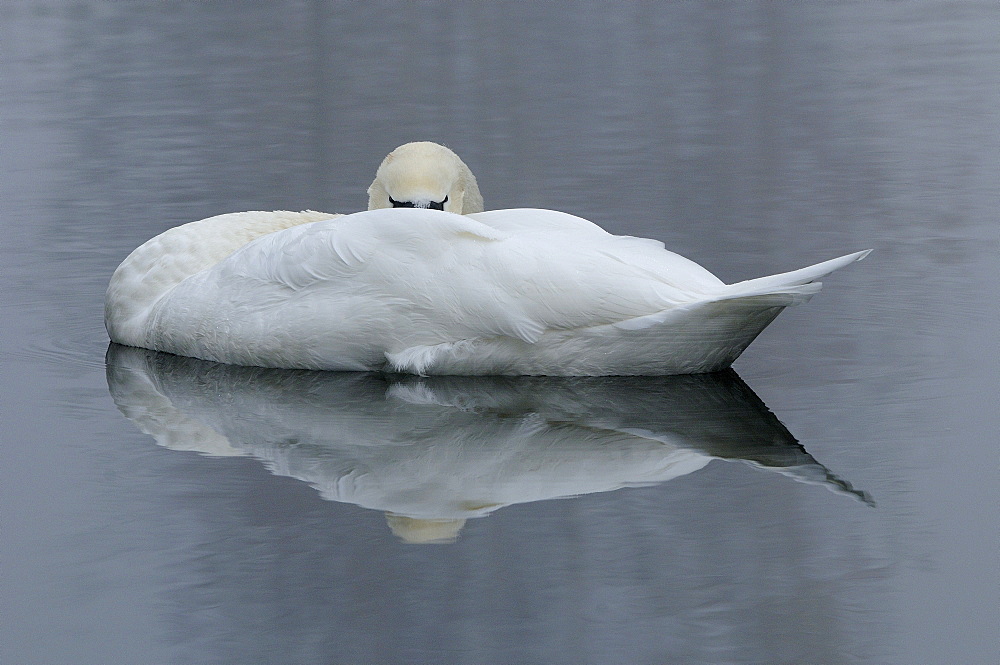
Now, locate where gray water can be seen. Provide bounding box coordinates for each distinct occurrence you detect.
[2,2,998,664]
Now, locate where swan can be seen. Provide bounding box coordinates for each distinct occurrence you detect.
[105,141,869,375]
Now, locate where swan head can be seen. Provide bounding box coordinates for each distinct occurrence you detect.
[367,141,484,214]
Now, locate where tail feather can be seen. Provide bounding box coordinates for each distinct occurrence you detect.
[715,249,871,304]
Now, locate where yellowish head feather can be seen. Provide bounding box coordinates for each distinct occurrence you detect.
[368,141,484,214]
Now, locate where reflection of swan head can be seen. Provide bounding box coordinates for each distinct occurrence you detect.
[367,141,484,214]
[385,515,467,544]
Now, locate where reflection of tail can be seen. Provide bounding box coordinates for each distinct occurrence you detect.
[742,458,875,506]
[713,249,872,308]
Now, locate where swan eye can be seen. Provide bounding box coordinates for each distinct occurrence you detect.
[428,196,448,211]
[389,196,415,208]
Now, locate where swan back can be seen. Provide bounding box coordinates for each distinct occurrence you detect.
[367,142,484,214]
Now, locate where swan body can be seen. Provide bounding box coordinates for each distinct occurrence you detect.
[107,205,868,375]
[105,140,869,375]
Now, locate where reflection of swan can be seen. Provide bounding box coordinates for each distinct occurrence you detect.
[105,141,868,375]
[106,345,870,543]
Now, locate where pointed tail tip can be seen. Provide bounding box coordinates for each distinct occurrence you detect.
[724,248,873,298]
[835,249,873,266]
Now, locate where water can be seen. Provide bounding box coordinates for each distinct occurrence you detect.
[2,2,998,664]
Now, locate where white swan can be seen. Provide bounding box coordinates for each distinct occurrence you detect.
[105,142,869,375]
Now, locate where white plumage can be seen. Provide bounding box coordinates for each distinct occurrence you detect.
[105,142,869,375]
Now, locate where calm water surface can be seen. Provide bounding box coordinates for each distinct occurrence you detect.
[2,2,998,664]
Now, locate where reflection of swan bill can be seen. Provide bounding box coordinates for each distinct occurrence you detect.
[106,344,871,543]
